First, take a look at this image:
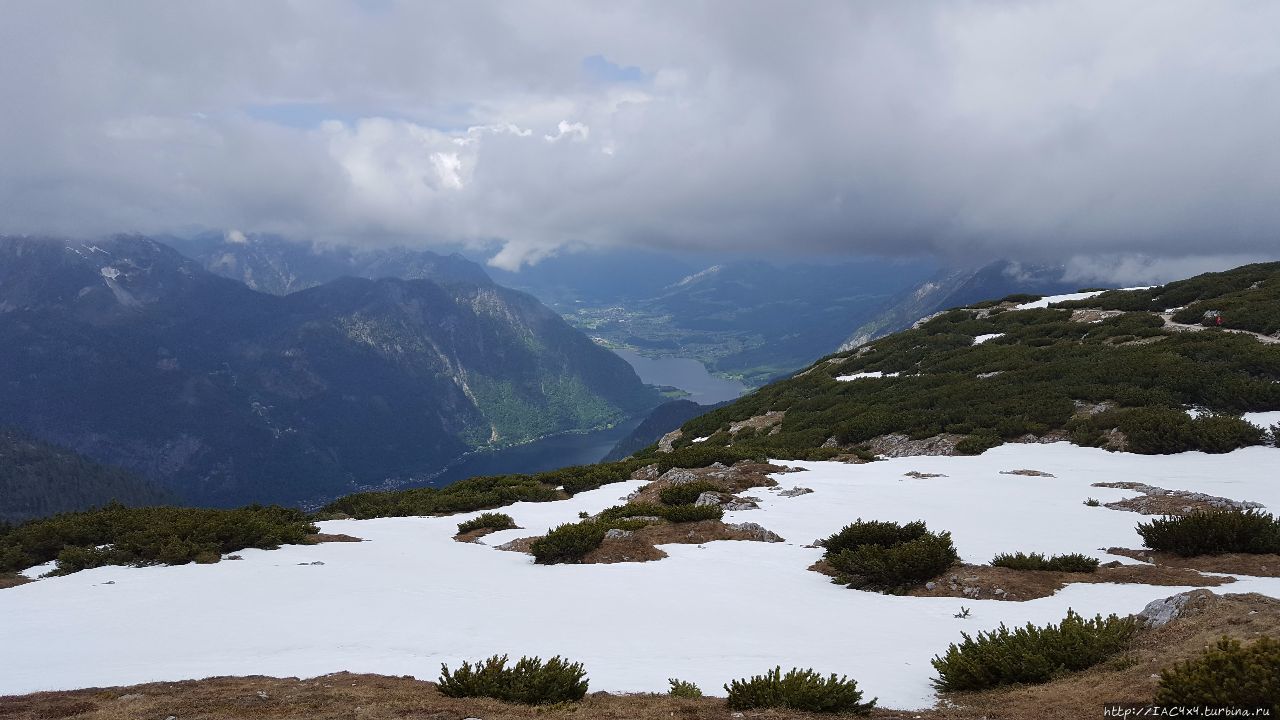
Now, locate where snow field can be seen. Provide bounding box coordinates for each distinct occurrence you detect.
[2,442,1279,708]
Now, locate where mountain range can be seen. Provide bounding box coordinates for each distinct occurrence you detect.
[0,235,658,507]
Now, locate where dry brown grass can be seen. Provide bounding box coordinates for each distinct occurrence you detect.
[1091,482,1251,516]
[1108,547,1280,576]
[303,533,363,544]
[808,561,1230,601]
[453,526,523,544]
[625,461,783,506]
[0,592,1274,719]
[0,573,31,590]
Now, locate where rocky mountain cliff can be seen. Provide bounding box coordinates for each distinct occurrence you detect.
[0,236,659,506]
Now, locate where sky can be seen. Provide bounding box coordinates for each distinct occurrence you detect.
[1,1,1278,278]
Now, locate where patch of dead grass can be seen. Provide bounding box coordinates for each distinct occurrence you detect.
[303,533,363,544]
[1108,547,1280,577]
[0,574,31,590]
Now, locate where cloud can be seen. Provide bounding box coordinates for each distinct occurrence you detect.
[0,1,1278,271]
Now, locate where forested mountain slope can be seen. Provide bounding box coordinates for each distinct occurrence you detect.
[0,236,658,506]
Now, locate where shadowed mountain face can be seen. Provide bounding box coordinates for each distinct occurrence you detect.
[0,236,658,506]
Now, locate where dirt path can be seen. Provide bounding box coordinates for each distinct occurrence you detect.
[1159,313,1280,344]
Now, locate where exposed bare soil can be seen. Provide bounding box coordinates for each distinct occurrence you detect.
[1108,547,1280,577]
[304,533,364,544]
[0,574,30,590]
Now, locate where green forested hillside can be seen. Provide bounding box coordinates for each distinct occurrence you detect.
[654,262,1280,459]
[0,429,172,524]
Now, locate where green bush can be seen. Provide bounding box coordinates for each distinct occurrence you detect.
[956,432,1003,455]
[1155,636,1279,713]
[457,512,517,534]
[438,654,588,704]
[724,666,875,714]
[931,610,1138,692]
[658,481,722,506]
[1137,509,1280,556]
[822,519,928,556]
[991,552,1100,573]
[659,504,723,522]
[0,502,317,575]
[530,521,609,565]
[597,502,722,524]
[667,678,703,698]
[828,533,959,594]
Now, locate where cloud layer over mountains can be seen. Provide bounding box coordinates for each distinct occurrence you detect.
[2,1,1277,271]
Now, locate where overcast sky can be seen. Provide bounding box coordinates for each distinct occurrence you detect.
[1,1,1277,277]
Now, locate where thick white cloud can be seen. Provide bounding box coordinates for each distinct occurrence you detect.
[1,1,1278,271]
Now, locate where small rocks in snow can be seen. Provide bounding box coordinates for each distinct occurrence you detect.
[1000,469,1056,477]
[604,529,633,540]
[727,522,784,542]
[723,499,759,511]
[778,487,814,497]
[903,471,946,479]
[925,582,937,591]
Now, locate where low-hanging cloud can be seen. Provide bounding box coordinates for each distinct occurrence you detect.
[1,1,1278,273]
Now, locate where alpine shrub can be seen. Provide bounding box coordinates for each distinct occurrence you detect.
[822,519,928,556]
[956,432,1003,455]
[724,666,875,714]
[457,512,517,534]
[991,552,1100,573]
[659,504,723,522]
[1137,509,1280,556]
[931,610,1137,692]
[438,654,588,704]
[822,519,957,593]
[658,481,722,506]
[1155,636,1280,713]
[530,521,608,564]
[828,533,959,593]
[667,678,703,698]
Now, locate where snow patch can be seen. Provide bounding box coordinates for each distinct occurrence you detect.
[99,267,120,280]
[973,333,1004,345]
[1243,411,1280,429]
[1015,287,1153,310]
[836,371,900,381]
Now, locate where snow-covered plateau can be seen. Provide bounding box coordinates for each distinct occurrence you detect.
[3,442,1280,709]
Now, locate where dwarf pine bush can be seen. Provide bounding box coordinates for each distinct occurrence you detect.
[1155,636,1280,712]
[1137,509,1280,556]
[991,552,1100,573]
[822,519,958,593]
[658,481,722,506]
[438,654,588,704]
[931,610,1137,692]
[667,678,703,698]
[530,521,608,564]
[724,667,875,714]
[456,512,517,534]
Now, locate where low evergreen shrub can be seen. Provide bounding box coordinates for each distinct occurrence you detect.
[822,519,928,556]
[931,610,1137,692]
[456,512,517,534]
[1154,636,1279,713]
[828,533,959,593]
[956,432,1003,455]
[724,666,875,714]
[530,521,608,565]
[1137,509,1280,556]
[438,654,588,705]
[658,481,722,506]
[0,502,317,575]
[991,551,1099,573]
[667,678,703,698]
